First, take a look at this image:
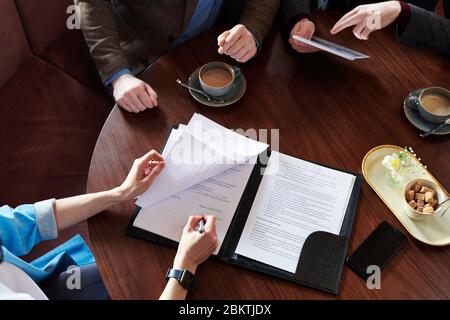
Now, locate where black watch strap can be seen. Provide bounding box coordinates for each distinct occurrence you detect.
[165,268,196,291]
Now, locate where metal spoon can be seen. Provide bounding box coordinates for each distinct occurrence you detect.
[420,118,450,137]
[435,198,449,216]
[176,79,224,104]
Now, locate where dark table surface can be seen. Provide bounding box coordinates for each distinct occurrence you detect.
[87,11,450,299]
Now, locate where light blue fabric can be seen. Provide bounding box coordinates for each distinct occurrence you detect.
[0,200,95,283]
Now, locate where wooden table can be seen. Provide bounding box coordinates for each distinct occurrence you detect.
[87,11,450,300]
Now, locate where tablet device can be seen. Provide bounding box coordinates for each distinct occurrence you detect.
[292,35,370,61]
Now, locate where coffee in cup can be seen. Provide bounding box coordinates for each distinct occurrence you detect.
[408,87,450,124]
[199,62,240,97]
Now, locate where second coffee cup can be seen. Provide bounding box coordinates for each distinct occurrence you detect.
[408,87,450,124]
[199,62,240,97]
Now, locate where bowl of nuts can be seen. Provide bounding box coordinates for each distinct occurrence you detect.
[404,179,442,220]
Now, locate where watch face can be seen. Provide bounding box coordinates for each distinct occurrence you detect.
[181,270,196,289]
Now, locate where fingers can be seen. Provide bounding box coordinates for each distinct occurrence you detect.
[230,45,248,61]
[352,20,366,40]
[217,30,230,48]
[129,93,146,112]
[227,35,249,55]
[145,84,158,107]
[140,149,164,163]
[117,96,138,113]
[221,25,243,52]
[289,19,320,53]
[331,10,365,34]
[289,36,320,53]
[291,18,315,39]
[185,215,205,232]
[218,25,256,62]
[113,74,158,113]
[139,150,165,178]
[144,160,165,181]
[360,26,372,40]
[138,91,153,110]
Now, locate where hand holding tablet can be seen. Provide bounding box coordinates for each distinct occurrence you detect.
[291,35,370,61]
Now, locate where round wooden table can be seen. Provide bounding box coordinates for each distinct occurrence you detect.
[87,12,450,299]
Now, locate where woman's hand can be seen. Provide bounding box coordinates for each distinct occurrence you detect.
[330,1,401,40]
[173,215,219,274]
[116,150,165,201]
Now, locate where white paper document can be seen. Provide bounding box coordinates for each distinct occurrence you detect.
[136,114,268,208]
[292,35,370,61]
[133,154,256,255]
[235,152,356,273]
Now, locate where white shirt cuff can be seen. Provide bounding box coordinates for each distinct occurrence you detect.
[34,199,58,240]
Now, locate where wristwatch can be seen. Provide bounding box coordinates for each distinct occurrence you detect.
[165,268,196,291]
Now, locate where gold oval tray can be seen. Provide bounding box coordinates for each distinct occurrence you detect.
[362,145,450,246]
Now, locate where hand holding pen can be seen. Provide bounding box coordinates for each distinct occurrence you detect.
[173,215,218,274]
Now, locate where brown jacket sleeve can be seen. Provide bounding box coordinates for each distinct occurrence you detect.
[239,0,280,46]
[76,0,130,83]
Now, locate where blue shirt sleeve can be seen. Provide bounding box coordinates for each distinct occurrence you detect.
[0,199,58,257]
[104,68,132,87]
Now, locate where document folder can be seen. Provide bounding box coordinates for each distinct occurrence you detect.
[127,126,362,295]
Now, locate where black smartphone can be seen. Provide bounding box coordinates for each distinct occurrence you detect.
[346,221,407,280]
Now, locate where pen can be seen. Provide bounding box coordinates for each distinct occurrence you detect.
[195,219,205,234]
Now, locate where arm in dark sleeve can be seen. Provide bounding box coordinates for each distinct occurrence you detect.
[396,4,450,55]
[279,0,312,39]
[76,0,131,83]
[239,0,281,47]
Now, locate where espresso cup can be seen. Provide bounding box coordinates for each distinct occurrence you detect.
[407,87,450,124]
[199,62,240,97]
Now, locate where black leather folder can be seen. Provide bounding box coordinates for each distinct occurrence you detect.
[127,126,362,295]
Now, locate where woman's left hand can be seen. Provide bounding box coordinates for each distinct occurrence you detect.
[117,150,165,200]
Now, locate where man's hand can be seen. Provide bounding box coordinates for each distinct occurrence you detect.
[112,74,158,113]
[217,24,258,63]
[330,1,401,40]
[173,215,218,273]
[117,150,165,201]
[289,18,320,53]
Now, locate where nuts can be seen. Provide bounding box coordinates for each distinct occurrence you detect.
[406,182,438,214]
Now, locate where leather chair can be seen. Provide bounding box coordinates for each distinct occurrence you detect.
[0,0,112,257]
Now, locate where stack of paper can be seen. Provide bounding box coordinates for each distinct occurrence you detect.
[133,113,269,254]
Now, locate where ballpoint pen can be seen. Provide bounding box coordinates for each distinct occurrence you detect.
[194,219,205,234]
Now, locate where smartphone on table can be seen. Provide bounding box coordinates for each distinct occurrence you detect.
[346,221,407,280]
